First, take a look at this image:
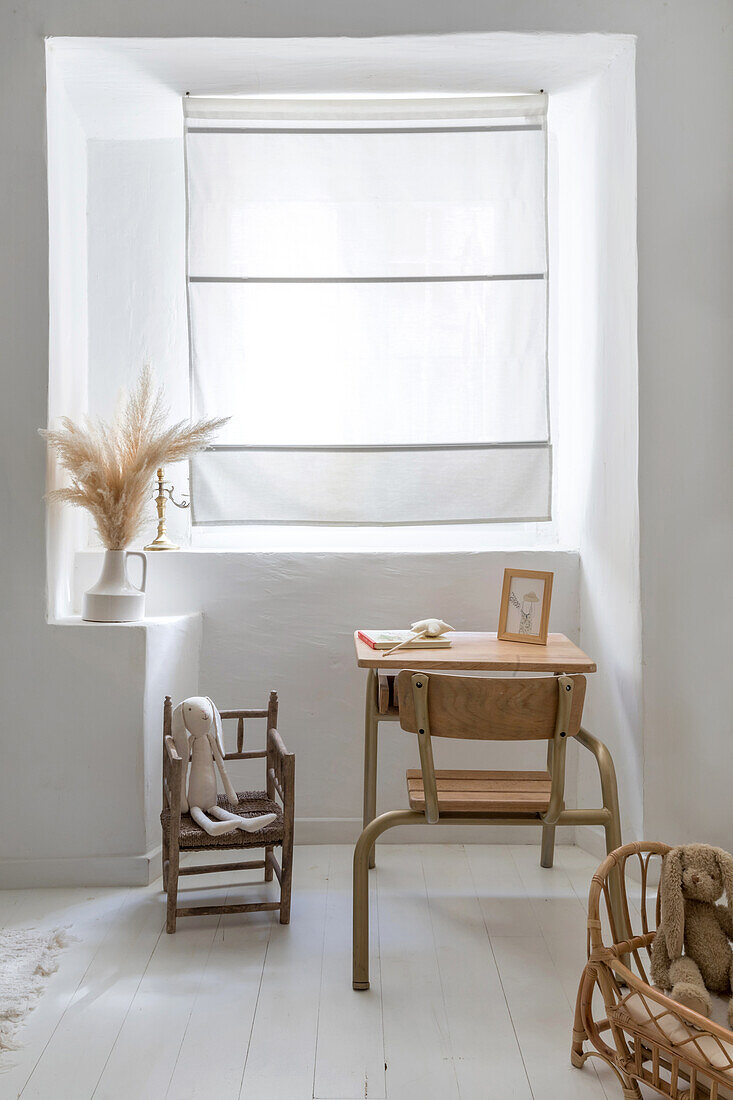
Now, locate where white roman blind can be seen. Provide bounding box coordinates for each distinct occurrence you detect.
[184,94,550,526]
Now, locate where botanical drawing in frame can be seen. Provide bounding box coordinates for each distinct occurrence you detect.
[497,568,554,646]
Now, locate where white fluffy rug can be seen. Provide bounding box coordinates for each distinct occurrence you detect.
[0,929,73,1052]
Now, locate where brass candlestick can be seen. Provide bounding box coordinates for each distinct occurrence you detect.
[144,467,190,551]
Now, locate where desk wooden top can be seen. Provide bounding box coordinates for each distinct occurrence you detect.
[353,631,596,673]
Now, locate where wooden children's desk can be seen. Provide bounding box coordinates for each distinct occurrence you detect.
[354,631,597,863]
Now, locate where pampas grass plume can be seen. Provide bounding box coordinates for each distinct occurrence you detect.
[40,366,228,549]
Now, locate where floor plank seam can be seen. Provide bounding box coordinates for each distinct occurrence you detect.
[235,916,274,1100]
[2,846,626,1100]
[163,904,228,1100]
[225,867,277,1100]
[88,917,166,1100]
[509,847,613,1100]
[311,850,333,1100]
[20,886,134,1099]
[464,848,536,1100]
[375,861,387,1100]
[420,851,463,1100]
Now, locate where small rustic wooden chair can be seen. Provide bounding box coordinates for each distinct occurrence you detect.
[161,693,294,933]
[353,669,624,989]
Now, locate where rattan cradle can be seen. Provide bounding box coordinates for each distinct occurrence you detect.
[572,841,733,1099]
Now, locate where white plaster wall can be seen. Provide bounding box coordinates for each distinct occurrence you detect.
[62,34,641,857]
[85,137,192,550]
[75,549,581,843]
[637,8,733,849]
[46,61,90,618]
[551,51,643,853]
[48,34,625,869]
[0,614,201,886]
[142,614,202,852]
[87,140,189,423]
[2,1,731,883]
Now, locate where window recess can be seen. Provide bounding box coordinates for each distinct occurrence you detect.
[184,94,550,526]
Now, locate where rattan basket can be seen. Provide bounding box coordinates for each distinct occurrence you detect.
[573,841,733,1099]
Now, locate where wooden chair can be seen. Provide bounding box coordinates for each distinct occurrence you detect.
[353,669,623,989]
[161,693,294,933]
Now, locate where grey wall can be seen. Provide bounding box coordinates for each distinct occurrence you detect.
[2,1,732,867]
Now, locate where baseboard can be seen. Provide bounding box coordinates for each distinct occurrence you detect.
[575,825,606,863]
[0,823,581,887]
[0,846,162,888]
[294,817,576,846]
[575,825,658,886]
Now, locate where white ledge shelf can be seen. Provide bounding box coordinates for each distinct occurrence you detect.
[51,612,200,628]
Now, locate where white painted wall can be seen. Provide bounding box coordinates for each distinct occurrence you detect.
[54,33,634,869]
[0,614,201,887]
[2,1,730,883]
[55,33,639,865]
[550,50,643,854]
[74,549,581,844]
[637,8,733,850]
[46,62,89,619]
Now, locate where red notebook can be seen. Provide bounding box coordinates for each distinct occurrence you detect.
[358,629,451,650]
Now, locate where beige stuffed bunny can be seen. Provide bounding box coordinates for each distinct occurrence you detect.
[651,844,733,1022]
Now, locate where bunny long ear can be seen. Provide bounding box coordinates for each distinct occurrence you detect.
[206,698,226,759]
[715,848,733,916]
[661,847,685,958]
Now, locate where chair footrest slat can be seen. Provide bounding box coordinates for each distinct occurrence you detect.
[406,769,552,813]
[179,860,266,876]
[176,901,281,917]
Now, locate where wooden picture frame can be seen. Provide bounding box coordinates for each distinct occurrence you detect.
[497,568,554,645]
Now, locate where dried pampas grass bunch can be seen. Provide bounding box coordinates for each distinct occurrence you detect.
[41,366,228,550]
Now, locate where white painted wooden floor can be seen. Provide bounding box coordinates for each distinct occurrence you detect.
[0,845,627,1100]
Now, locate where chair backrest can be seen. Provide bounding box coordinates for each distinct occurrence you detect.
[218,692,278,759]
[396,670,586,824]
[396,670,586,741]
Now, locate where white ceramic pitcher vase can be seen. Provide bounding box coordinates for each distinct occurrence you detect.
[81,550,147,622]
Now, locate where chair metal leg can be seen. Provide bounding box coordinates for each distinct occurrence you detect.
[353,809,421,989]
[362,669,379,869]
[540,824,556,868]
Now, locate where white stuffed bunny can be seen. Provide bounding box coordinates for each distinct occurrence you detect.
[171,697,276,837]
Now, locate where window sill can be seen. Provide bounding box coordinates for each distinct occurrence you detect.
[187,520,564,554]
[72,546,579,622]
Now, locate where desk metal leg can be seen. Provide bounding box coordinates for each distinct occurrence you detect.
[362,669,379,869]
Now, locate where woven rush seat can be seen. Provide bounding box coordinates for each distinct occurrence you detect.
[406,769,552,814]
[161,790,283,849]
